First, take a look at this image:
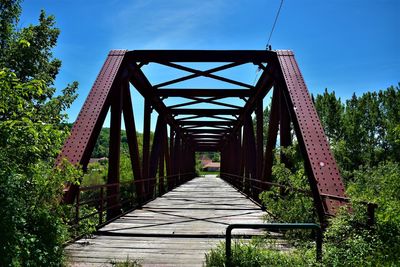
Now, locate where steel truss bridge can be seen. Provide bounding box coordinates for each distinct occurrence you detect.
[59,50,350,265]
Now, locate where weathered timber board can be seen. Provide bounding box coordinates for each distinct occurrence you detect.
[66,176,269,266]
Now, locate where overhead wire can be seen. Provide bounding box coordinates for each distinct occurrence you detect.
[266,0,284,49]
[253,0,284,86]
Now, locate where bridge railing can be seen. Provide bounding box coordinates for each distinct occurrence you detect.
[220,172,377,225]
[71,172,195,230]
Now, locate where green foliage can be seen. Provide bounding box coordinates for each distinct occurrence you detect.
[91,127,148,159]
[0,69,76,169]
[79,154,139,219]
[81,160,108,186]
[315,85,400,175]
[0,0,21,57]
[344,162,400,265]
[205,240,316,267]
[0,160,81,266]
[209,161,400,267]
[72,204,99,238]
[0,2,79,265]
[348,162,400,227]
[199,171,220,176]
[321,206,383,267]
[207,84,400,267]
[91,127,111,158]
[260,146,316,225]
[196,152,220,162]
[314,89,344,143]
[0,2,78,111]
[110,256,142,267]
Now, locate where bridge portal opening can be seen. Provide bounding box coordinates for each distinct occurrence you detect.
[57,50,348,224]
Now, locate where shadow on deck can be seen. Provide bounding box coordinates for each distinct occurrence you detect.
[66,175,269,266]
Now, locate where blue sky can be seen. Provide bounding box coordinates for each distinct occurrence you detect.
[21,0,399,131]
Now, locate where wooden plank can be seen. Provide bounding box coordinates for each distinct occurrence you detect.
[66,176,270,266]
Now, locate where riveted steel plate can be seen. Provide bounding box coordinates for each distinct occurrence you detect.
[276,50,346,215]
[56,50,126,166]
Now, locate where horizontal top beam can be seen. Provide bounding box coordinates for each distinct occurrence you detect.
[180,121,234,126]
[171,108,242,115]
[196,142,220,145]
[185,129,227,134]
[190,134,224,139]
[193,139,222,142]
[195,147,220,152]
[156,89,252,97]
[127,50,275,63]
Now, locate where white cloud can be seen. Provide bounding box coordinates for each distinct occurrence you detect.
[109,0,227,49]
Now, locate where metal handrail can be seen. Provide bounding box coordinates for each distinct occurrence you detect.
[221,172,377,226]
[79,173,185,191]
[73,172,195,227]
[225,223,322,266]
[220,172,311,195]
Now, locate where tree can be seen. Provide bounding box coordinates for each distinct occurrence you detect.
[0,0,21,57]
[314,85,400,176]
[0,1,78,123]
[314,89,344,143]
[0,1,79,265]
[378,85,400,162]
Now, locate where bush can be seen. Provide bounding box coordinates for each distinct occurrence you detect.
[205,240,316,267]
[260,146,318,242]
[110,257,142,267]
[260,161,316,224]
[206,148,400,267]
[0,161,81,266]
[335,162,400,266]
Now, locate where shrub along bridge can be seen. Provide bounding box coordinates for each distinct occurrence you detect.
[59,50,349,265]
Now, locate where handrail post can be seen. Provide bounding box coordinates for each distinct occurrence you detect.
[99,187,104,225]
[367,203,377,227]
[75,188,80,226]
[316,226,322,262]
[226,225,233,267]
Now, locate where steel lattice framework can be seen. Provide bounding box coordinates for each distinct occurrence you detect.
[57,49,348,222]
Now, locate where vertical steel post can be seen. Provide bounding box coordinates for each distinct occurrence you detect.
[235,132,242,187]
[244,115,256,196]
[169,129,175,189]
[149,115,165,197]
[142,99,151,200]
[75,189,80,226]
[262,86,280,188]
[239,127,245,190]
[165,129,171,176]
[107,82,123,220]
[174,132,182,186]
[122,82,144,201]
[256,99,264,181]
[99,187,104,225]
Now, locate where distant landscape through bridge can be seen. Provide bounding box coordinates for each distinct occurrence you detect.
[58,50,349,265]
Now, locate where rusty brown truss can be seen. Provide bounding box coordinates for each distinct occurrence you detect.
[57,49,347,222]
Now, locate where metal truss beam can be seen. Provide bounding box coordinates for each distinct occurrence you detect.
[275,50,347,219]
[170,108,242,116]
[156,89,252,98]
[57,49,348,223]
[126,50,275,63]
[155,62,253,89]
[179,121,234,127]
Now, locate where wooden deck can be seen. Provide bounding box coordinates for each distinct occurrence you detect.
[66,175,268,266]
